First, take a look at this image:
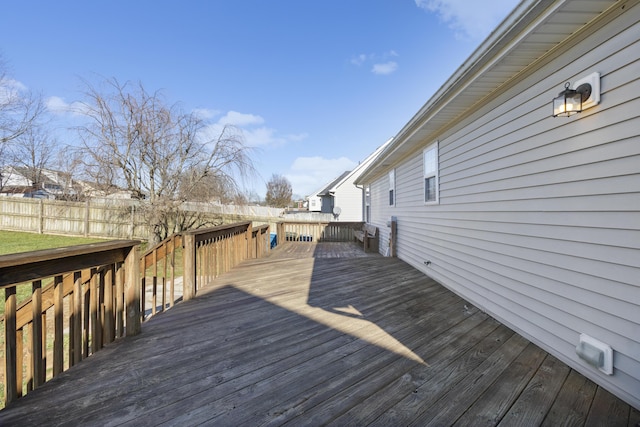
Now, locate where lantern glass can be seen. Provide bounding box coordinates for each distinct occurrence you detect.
[553,83,583,117]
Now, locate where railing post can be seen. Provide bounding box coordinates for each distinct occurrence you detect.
[246,222,253,259]
[277,222,284,245]
[4,287,17,405]
[125,245,141,336]
[183,233,196,301]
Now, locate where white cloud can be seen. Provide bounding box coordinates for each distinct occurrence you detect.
[242,126,282,146]
[218,110,265,127]
[45,96,89,116]
[415,0,520,40]
[372,61,398,75]
[350,54,370,66]
[45,96,74,114]
[287,156,358,197]
[351,51,399,75]
[0,78,27,103]
[192,108,220,120]
[201,110,305,148]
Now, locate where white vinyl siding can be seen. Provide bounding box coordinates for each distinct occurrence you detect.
[369,177,393,254]
[332,179,364,221]
[367,3,640,408]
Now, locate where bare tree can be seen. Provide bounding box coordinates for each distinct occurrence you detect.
[76,77,255,243]
[11,125,57,190]
[0,56,45,191]
[265,174,292,208]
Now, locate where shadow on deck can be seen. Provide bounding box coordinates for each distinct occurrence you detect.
[1,242,638,425]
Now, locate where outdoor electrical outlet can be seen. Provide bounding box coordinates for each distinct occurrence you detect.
[576,334,613,375]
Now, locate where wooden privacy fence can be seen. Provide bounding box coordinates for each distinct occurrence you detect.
[0,197,146,239]
[0,241,140,405]
[0,221,272,406]
[275,221,363,243]
[0,197,286,240]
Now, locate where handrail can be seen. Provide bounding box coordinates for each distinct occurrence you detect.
[1,241,140,406]
[275,221,363,243]
[1,222,272,407]
[182,222,270,300]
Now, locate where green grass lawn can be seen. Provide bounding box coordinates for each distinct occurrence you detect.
[0,231,108,315]
[0,230,106,255]
[0,231,112,407]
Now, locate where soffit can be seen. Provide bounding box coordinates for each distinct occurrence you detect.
[357,0,618,183]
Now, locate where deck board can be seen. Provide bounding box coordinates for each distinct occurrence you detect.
[0,242,637,426]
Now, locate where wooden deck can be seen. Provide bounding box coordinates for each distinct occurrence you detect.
[1,242,638,426]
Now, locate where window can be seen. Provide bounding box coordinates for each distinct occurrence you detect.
[365,185,371,222]
[389,170,395,206]
[424,142,438,203]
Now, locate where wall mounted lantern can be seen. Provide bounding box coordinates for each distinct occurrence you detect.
[553,82,585,117]
[552,72,601,118]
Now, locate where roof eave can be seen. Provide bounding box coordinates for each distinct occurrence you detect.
[356,0,578,184]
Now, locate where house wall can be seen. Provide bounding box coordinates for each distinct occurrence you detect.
[332,181,364,221]
[308,195,322,212]
[367,3,640,408]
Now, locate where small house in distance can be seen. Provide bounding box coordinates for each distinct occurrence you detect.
[356,0,639,410]
[307,171,351,217]
[307,138,393,221]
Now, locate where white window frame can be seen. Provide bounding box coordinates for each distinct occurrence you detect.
[365,185,371,222]
[389,169,395,206]
[424,141,439,204]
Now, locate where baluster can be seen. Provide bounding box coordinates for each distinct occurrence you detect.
[72,272,82,364]
[4,287,17,404]
[116,262,124,337]
[53,275,64,377]
[104,265,115,344]
[152,249,158,316]
[32,280,44,387]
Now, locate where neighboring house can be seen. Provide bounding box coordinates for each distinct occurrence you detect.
[0,166,77,199]
[0,166,137,200]
[0,166,32,196]
[307,138,393,221]
[356,0,639,410]
[307,171,351,216]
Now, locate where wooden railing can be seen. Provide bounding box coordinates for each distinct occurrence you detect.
[1,222,271,406]
[140,222,271,313]
[182,222,270,299]
[140,233,183,318]
[275,221,363,243]
[0,241,140,405]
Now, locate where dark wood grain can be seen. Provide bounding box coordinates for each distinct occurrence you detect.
[0,242,636,425]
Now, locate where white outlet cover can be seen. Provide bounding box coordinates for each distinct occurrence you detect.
[579,333,613,375]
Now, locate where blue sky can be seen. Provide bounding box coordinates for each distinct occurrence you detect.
[0,0,519,199]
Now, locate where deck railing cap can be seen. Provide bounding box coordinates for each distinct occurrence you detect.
[0,240,141,269]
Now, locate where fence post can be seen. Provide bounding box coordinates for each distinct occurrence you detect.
[183,233,196,301]
[125,245,141,336]
[84,199,90,237]
[129,204,135,239]
[38,199,44,234]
